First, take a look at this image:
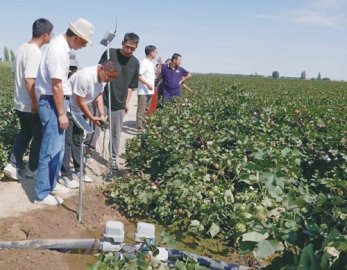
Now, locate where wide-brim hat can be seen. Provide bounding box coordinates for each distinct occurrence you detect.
[69,18,95,45]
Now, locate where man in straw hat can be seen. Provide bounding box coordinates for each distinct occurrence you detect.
[34,18,95,205]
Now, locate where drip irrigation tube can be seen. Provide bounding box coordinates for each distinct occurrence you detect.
[0,239,250,270]
[0,239,100,250]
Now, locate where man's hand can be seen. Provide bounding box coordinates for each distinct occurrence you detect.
[91,116,104,127]
[147,83,153,91]
[31,100,38,114]
[58,114,69,129]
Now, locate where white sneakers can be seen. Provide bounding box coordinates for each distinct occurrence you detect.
[51,182,70,194]
[72,172,93,183]
[34,194,64,206]
[60,175,80,189]
[3,163,38,181]
[3,163,20,181]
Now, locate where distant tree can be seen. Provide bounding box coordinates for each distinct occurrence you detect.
[300,71,306,80]
[272,71,279,79]
[10,49,15,62]
[317,72,321,80]
[4,47,10,62]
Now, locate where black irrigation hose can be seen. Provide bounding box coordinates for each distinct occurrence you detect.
[0,239,250,270]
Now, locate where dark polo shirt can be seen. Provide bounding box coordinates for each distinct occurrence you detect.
[99,48,139,111]
[161,64,189,97]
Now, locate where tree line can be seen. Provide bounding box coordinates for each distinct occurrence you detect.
[1,47,15,62]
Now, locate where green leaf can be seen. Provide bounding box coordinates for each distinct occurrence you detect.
[254,149,265,160]
[297,243,320,270]
[208,222,220,238]
[268,186,283,202]
[281,148,291,157]
[295,158,301,165]
[190,220,200,227]
[284,220,299,230]
[242,231,269,242]
[224,189,234,203]
[174,260,186,270]
[255,240,277,259]
[203,174,211,182]
[161,233,176,248]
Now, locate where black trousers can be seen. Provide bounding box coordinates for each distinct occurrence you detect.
[10,110,42,171]
[60,112,84,177]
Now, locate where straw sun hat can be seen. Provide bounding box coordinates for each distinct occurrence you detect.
[69,18,95,44]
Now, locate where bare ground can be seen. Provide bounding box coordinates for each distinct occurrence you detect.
[0,95,138,270]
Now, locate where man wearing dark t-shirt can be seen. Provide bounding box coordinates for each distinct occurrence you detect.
[90,33,140,171]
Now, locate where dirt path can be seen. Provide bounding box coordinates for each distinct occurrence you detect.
[0,94,139,270]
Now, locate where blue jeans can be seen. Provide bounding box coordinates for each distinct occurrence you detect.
[35,96,66,200]
[10,110,42,172]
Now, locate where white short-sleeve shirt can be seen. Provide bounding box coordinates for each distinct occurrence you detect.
[35,34,71,97]
[14,43,42,112]
[137,58,155,95]
[69,65,105,115]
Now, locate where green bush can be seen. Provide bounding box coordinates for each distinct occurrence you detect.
[110,75,347,268]
[0,64,17,172]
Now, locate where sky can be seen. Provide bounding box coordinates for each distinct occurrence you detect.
[1,0,347,81]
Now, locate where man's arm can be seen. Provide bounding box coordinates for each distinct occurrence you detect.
[94,93,105,118]
[125,88,133,113]
[139,75,153,90]
[77,95,103,126]
[52,78,68,129]
[179,73,192,85]
[24,78,38,113]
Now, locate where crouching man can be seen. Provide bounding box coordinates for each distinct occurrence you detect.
[60,59,119,188]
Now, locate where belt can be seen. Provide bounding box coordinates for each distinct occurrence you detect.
[40,94,70,100]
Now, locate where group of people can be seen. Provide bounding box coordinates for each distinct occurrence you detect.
[3,17,192,206]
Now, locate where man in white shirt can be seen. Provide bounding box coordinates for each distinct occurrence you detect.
[136,45,158,130]
[60,59,119,188]
[34,18,95,206]
[3,18,53,181]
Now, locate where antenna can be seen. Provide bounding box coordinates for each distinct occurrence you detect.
[100,20,117,47]
[99,20,118,177]
[114,19,117,35]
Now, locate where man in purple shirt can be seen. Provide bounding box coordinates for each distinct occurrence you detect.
[160,53,192,104]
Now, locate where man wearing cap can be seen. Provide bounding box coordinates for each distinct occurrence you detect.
[34,18,95,205]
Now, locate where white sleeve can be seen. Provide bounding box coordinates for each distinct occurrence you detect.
[72,73,89,98]
[24,47,42,78]
[139,60,147,76]
[47,49,68,80]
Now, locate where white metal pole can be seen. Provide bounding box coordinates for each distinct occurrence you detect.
[78,136,85,223]
[107,41,113,175]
